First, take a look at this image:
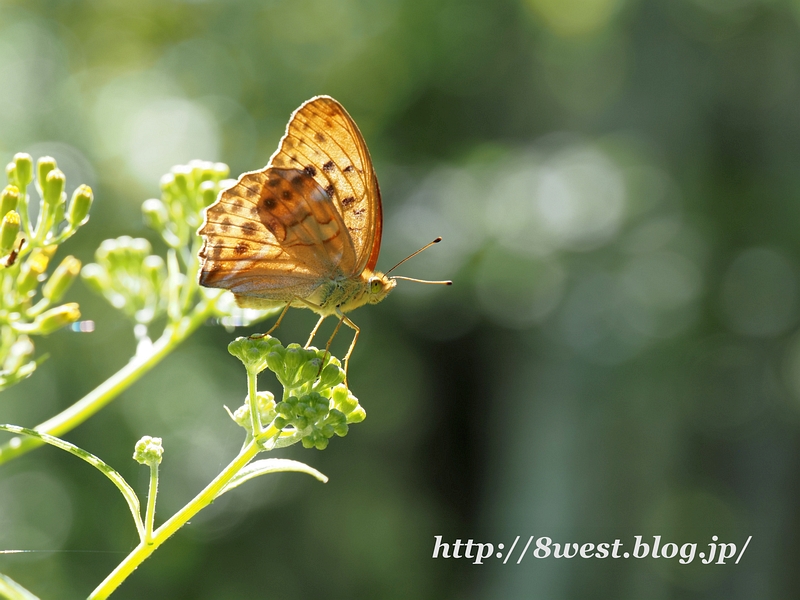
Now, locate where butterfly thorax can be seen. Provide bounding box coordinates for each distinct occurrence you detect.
[305,269,396,315]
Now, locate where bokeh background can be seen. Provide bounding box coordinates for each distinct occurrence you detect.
[2,0,800,597]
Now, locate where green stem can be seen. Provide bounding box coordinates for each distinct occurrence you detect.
[144,462,159,544]
[89,434,267,599]
[0,299,218,465]
[248,369,262,441]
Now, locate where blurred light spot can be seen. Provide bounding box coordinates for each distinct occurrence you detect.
[720,248,798,337]
[126,98,220,186]
[70,320,95,332]
[622,251,702,311]
[537,147,626,251]
[523,0,625,37]
[0,471,73,552]
[475,246,565,329]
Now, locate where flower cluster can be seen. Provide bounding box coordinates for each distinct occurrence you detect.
[0,153,93,391]
[228,335,366,450]
[82,237,168,326]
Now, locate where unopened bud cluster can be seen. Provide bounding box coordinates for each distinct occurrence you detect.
[133,436,164,466]
[81,237,167,325]
[144,159,231,249]
[228,335,366,450]
[0,153,91,391]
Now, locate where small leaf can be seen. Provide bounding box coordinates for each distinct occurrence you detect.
[217,458,327,497]
[0,570,41,600]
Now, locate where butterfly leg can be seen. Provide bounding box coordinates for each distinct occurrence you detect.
[257,301,292,338]
[334,308,360,377]
[305,314,327,348]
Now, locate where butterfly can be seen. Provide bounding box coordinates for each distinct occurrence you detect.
[197,95,449,372]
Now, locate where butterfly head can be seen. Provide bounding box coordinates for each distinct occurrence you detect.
[366,271,396,304]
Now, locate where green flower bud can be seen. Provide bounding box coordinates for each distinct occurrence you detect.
[228,335,280,375]
[17,249,52,296]
[67,184,93,227]
[133,435,164,466]
[34,302,81,335]
[276,401,293,418]
[1,210,20,252]
[80,262,109,294]
[6,162,17,187]
[43,169,66,207]
[1,186,19,219]
[3,335,34,374]
[346,406,366,424]
[266,349,286,377]
[273,416,288,429]
[199,180,217,208]
[172,166,191,196]
[13,153,33,189]
[36,157,57,192]
[318,362,345,389]
[213,162,230,180]
[142,255,166,290]
[142,198,168,231]
[43,255,81,303]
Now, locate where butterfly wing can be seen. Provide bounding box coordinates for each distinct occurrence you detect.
[198,167,357,302]
[269,95,383,273]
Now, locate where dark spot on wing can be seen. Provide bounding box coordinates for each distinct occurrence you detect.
[315,132,326,142]
[325,183,335,197]
[281,190,292,200]
[241,223,257,233]
[342,196,355,207]
[304,165,317,177]
[323,161,335,172]
[353,208,365,216]
[343,165,354,173]
[264,197,277,209]
[234,242,248,255]
[268,178,282,188]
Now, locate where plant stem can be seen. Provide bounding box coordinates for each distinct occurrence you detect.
[144,462,159,544]
[0,300,218,465]
[89,437,262,599]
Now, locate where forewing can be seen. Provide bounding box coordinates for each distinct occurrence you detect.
[198,167,356,301]
[269,95,383,273]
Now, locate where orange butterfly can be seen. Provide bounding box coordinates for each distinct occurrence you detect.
[198,95,449,371]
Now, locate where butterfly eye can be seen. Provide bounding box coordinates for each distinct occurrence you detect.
[370,278,382,294]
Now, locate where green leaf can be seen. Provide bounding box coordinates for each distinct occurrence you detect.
[217,458,328,497]
[0,571,40,600]
[0,424,144,540]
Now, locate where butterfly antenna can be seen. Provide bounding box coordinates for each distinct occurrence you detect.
[386,237,444,275]
[392,275,452,285]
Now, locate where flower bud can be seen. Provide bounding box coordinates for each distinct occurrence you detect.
[199,180,217,208]
[34,302,81,335]
[227,335,279,375]
[80,262,109,294]
[43,255,81,303]
[142,254,166,290]
[3,335,34,374]
[1,186,19,219]
[36,157,57,192]
[13,153,33,189]
[1,210,20,252]
[43,168,65,207]
[6,162,17,186]
[213,162,230,180]
[67,185,93,227]
[17,249,51,296]
[142,198,168,231]
[133,435,164,466]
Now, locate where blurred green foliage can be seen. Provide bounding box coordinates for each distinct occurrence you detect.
[2,0,800,598]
